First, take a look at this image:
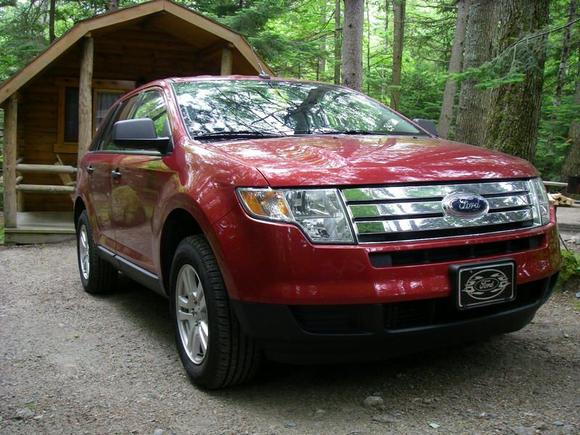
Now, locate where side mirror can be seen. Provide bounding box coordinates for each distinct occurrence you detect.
[413,118,439,137]
[112,118,170,154]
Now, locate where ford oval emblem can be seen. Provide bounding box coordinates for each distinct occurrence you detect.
[442,192,489,219]
[464,269,510,300]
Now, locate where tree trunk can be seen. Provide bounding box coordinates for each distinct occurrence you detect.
[48,0,56,43]
[334,0,342,84]
[390,0,405,109]
[318,1,327,81]
[554,0,576,106]
[484,0,549,162]
[562,54,580,181]
[380,0,389,101]
[366,0,371,93]
[342,0,364,91]
[455,0,496,146]
[438,0,469,139]
[384,0,389,51]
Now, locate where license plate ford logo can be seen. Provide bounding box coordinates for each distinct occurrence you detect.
[442,192,489,219]
[464,268,510,300]
[451,261,516,310]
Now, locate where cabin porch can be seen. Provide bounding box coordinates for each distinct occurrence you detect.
[0,0,270,244]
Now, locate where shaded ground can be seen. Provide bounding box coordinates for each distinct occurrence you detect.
[0,242,578,435]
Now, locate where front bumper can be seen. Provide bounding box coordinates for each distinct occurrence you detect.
[211,204,561,305]
[231,274,557,364]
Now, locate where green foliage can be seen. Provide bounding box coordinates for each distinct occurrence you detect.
[536,98,579,180]
[0,1,48,82]
[0,0,576,179]
[559,249,580,287]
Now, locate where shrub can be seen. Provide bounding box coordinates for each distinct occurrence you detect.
[558,250,580,288]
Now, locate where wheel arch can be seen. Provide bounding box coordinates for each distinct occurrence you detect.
[74,196,86,229]
[159,208,204,295]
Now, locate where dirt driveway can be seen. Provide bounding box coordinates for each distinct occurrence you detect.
[0,241,578,435]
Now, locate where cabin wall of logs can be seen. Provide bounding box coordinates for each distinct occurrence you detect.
[2,20,241,220]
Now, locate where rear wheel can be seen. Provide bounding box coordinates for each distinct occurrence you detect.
[76,210,118,294]
[170,235,261,389]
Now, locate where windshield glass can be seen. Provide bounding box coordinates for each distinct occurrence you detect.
[172,80,424,140]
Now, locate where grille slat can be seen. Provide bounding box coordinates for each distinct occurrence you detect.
[342,180,539,243]
[342,181,529,202]
[349,194,532,219]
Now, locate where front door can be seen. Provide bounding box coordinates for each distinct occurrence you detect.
[110,89,174,273]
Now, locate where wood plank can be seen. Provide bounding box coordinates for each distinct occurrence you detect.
[16,184,75,193]
[544,181,568,188]
[5,231,76,244]
[3,95,18,228]
[16,164,77,174]
[77,36,94,168]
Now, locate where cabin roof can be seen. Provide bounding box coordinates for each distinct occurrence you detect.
[0,0,272,105]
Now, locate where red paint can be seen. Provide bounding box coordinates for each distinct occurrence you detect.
[212,205,560,304]
[76,76,560,306]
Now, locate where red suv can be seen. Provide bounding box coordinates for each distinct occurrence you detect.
[75,76,561,389]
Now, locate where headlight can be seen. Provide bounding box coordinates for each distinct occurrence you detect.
[237,188,355,243]
[528,177,550,226]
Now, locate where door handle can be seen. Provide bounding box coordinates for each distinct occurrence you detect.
[111,169,122,179]
[86,165,95,175]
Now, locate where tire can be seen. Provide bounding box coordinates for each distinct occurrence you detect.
[170,235,261,389]
[76,210,118,294]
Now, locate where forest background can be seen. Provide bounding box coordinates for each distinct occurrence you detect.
[0,0,578,184]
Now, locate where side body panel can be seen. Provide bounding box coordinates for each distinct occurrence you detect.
[78,153,118,251]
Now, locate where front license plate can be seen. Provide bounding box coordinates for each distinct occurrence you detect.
[451,261,516,310]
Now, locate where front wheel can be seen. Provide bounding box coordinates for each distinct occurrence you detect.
[170,235,261,389]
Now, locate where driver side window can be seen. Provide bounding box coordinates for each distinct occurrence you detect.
[98,95,138,151]
[129,90,171,139]
[97,89,170,152]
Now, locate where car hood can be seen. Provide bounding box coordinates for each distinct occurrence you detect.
[210,135,538,187]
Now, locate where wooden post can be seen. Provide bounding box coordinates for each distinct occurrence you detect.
[220,44,233,75]
[77,35,94,169]
[3,95,18,228]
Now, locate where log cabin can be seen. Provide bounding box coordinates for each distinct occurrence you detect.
[0,0,272,244]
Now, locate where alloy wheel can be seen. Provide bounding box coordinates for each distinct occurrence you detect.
[176,264,209,365]
[79,224,90,281]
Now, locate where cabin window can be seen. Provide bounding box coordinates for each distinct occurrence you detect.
[63,87,80,143]
[55,79,135,154]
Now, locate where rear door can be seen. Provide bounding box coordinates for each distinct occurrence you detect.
[86,96,139,251]
[111,89,175,272]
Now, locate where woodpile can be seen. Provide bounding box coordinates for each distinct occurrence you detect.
[549,193,576,207]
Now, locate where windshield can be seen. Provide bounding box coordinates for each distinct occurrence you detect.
[172,80,424,140]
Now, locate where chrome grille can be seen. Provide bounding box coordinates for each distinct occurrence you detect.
[341,180,538,243]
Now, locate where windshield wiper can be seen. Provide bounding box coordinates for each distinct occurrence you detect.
[193,131,287,141]
[313,130,426,136]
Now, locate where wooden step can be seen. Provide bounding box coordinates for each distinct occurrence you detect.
[3,212,75,244]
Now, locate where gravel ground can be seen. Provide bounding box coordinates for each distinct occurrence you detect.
[0,240,578,435]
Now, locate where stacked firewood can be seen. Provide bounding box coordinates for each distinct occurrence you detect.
[549,193,576,207]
